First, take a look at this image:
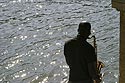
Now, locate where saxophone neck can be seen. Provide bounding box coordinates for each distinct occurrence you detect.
[90,35,96,47]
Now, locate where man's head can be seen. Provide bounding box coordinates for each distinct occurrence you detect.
[78,22,91,38]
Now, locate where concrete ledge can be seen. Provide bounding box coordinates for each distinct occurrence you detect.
[112,0,125,11]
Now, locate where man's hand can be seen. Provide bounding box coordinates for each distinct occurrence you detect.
[93,79,101,83]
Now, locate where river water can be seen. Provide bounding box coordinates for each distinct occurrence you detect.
[0,0,119,83]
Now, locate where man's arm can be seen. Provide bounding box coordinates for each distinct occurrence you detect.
[88,62,101,83]
[64,42,71,66]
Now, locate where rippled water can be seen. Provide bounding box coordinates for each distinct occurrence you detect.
[0,0,119,83]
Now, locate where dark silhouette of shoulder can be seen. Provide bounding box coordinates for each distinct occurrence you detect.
[65,37,77,46]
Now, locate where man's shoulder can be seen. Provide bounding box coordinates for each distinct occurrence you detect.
[65,37,77,45]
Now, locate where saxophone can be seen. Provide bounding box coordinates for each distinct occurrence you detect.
[91,35,105,83]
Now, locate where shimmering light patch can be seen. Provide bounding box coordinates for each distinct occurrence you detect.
[35,76,39,80]
[12,59,20,64]
[63,32,67,35]
[63,65,69,68]
[8,63,15,68]
[33,35,37,38]
[58,50,61,52]
[15,75,20,78]
[5,66,9,69]
[20,12,25,16]
[3,50,8,54]
[111,57,115,61]
[92,30,95,33]
[54,74,57,77]
[109,72,112,74]
[56,43,61,46]
[21,73,26,77]
[27,18,30,21]
[55,50,61,55]
[21,24,24,26]
[105,60,109,63]
[43,62,46,65]
[10,39,14,43]
[63,72,68,76]
[45,44,50,47]
[18,27,21,30]
[43,53,50,58]
[40,61,42,64]
[37,53,40,56]
[60,79,67,83]
[0,3,2,6]
[36,4,43,8]
[43,46,45,49]
[36,12,39,15]
[27,71,30,74]
[46,31,53,35]
[48,32,53,35]
[20,70,26,73]
[59,65,62,68]
[2,4,7,7]
[58,28,61,31]
[34,67,37,70]
[114,74,118,78]
[30,50,35,52]
[91,30,96,36]
[12,0,16,3]
[0,79,2,82]
[43,44,50,49]
[50,61,56,65]
[37,30,40,32]
[14,36,17,39]
[42,77,48,83]
[20,35,28,40]
[82,21,87,23]
[18,0,21,2]
[54,73,60,77]
[49,25,51,28]
[55,52,60,55]
[41,52,43,55]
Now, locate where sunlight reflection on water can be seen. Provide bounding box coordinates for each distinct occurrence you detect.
[0,0,119,83]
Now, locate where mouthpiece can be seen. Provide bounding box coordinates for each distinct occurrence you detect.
[88,35,95,39]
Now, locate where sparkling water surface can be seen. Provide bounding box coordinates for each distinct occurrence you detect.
[0,0,119,83]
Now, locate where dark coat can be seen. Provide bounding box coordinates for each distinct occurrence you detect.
[64,35,97,82]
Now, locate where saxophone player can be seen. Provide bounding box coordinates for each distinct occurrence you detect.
[64,22,101,83]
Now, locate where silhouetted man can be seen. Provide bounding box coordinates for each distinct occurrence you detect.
[64,22,101,83]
